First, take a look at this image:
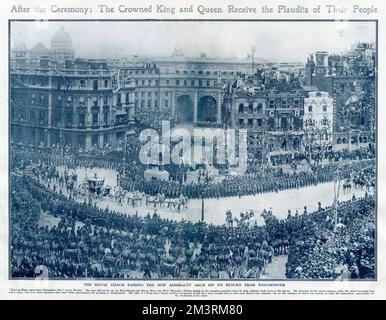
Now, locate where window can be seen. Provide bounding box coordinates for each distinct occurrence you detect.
[92,113,98,125]
[184,80,187,86]
[176,80,180,86]
[148,92,152,97]
[323,105,327,112]
[238,103,244,113]
[308,105,313,112]
[191,80,195,86]
[257,103,263,112]
[206,80,210,86]
[165,92,169,97]
[248,103,253,113]
[198,80,202,86]
[164,100,169,108]
[269,100,275,108]
[80,80,85,88]
[248,119,253,126]
[166,80,170,85]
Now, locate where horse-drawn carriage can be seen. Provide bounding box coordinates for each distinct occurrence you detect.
[86,173,105,195]
[158,261,180,278]
[164,196,188,211]
[63,248,80,262]
[103,255,118,268]
[247,257,264,269]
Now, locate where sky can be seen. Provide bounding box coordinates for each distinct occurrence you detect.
[10,21,376,62]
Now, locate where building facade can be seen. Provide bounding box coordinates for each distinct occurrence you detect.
[11,28,135,150]
[305,42,376,150]
[116,51,258,126]
[303,91,334,153]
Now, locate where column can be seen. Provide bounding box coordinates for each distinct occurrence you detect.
[121,90,126,107]
[217,92,222,124]
[98,133,104,149]
[99,96,104,127]
[85,134,92,150]
[171,91,176,115]
[72,98,77,128]
[144,90,148,110]
[151,91,155,110]
[45,130,51,148]
[193,91,198,123]
[71,133,77,149]
[111,94,116,125]
[86,96,92,127]
[47,92,52,126]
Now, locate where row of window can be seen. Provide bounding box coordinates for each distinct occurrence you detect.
[238,103,264,113]
[238,118,263,127]
[268,100,301,108]
[135,79,217,87]
[304,119,331,126]
[336,136,368,144]
[307,105,329,112]
[174,70,235,76]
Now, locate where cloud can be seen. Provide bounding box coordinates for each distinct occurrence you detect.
[11,21,376,62]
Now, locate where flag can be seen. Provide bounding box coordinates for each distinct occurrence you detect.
[201,197,205,222]
[112,69,121,93]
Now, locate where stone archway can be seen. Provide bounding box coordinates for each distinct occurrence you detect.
[176,95,193,123]
[198,95,217,122]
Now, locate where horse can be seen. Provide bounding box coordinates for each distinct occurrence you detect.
[225,210,233,227]
[343,179,352,194]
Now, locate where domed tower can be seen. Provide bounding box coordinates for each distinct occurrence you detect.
[49,26,75,61]
[29,42,49,58]
[305,54,315,86]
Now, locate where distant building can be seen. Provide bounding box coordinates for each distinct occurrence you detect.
[303,91,334,152]
[10,27,135,150]
[304,43,376,150]
[49,26,75,61]
[116,53,259,125]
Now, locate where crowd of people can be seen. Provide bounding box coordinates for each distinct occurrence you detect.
[11,137,375,200]
[10,173,375,280]
[285,197,375,279]
[134,108,176,134]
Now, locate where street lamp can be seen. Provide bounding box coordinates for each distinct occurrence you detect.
[333,169,341,232]
[200,166,210,222]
